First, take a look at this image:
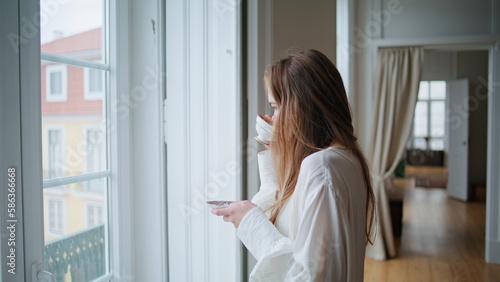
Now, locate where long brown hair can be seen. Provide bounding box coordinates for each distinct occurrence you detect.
[264,49,375,244]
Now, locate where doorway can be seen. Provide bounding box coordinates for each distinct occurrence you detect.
[406,50,489,203]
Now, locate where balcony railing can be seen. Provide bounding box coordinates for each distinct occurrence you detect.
[44,224,105,282]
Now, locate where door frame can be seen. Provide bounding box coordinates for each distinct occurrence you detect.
[371,35,500,263]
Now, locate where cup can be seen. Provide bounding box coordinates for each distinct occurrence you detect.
[255,115,273,146]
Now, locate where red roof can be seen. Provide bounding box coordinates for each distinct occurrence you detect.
[42,27,102,55]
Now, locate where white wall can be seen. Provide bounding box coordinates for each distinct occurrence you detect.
[352,0,500,263]
[382,0,493,39]
[421,51,455,81]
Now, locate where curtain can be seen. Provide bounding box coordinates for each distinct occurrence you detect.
[366,46,424,260]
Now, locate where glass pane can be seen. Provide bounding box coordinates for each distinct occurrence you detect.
[418,81,429,100]
[44,179,108,282]
[430,81,446,100]
[413,137,427,150]
[41,0,104,63]
[50,72,63,95]
[414,101,428,137]
[430,101,445,137]
[430,138,444,150]
[88,69,103,92]
[41,62,107,180]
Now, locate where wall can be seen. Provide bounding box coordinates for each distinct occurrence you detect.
[272,0,336,62]
[382,0,493,39]
[421,51,455,81]
[456,51,489,186]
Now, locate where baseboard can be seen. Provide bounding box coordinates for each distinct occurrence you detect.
[486,238,500,264]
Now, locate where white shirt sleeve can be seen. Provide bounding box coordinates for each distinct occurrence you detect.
[250,150,278,211]
[237,160,351,281]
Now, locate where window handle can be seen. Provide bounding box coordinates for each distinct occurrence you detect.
[32,263,56,282]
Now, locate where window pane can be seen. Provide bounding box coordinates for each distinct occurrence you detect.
[414,101,428,137]
[430,138,444,150]
[44,179,108,281]
[430,101,445,137]
[47,129,64,178]
[41,0,104,63]
[430,81,446,100]
[418,81,429,100]
[42,63,107,180]
[50,72,63,95]
[88,69,103,92]
[413,137,427,150]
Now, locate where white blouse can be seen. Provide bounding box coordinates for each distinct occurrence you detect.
[237,147,368,281]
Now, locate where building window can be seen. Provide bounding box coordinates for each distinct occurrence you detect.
[86,202,104,228]
[45,64,67,102]
[84,68,104,100]
[411,81,446,150]
[47,128,64,179]
[85,128,105,191]
[47,197,65,236]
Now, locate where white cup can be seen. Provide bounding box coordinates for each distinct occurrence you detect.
[255,115,273,146]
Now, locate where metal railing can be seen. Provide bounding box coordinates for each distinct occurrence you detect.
[44,224,105,282]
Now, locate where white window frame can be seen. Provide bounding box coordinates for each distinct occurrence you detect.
[108,0,134,280]
[84,67,104,100]
[165,0,241,280]
[45,64,68,102]
[46,196,67,237]
[43,124,66,179]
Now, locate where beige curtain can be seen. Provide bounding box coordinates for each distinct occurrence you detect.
[366,47,424,260]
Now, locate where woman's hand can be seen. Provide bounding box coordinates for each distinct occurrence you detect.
[211,200,257,228]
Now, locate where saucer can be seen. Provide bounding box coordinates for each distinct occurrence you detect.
[207,201,235,208]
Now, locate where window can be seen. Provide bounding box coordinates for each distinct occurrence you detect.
[46,127,65,179]
[86,202,104,228]
[85,127,105,191]
[41,0,111,280]
[84,68,104,100]
[45,64,67,102]
[47,197,65,236]
[410,81,446,150]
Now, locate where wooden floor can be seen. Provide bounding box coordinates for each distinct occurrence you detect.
[364,187,500,282]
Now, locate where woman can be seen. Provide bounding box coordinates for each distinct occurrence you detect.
[212,49,375,281]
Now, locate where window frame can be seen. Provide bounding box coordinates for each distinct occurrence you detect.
[45,64,68,102]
